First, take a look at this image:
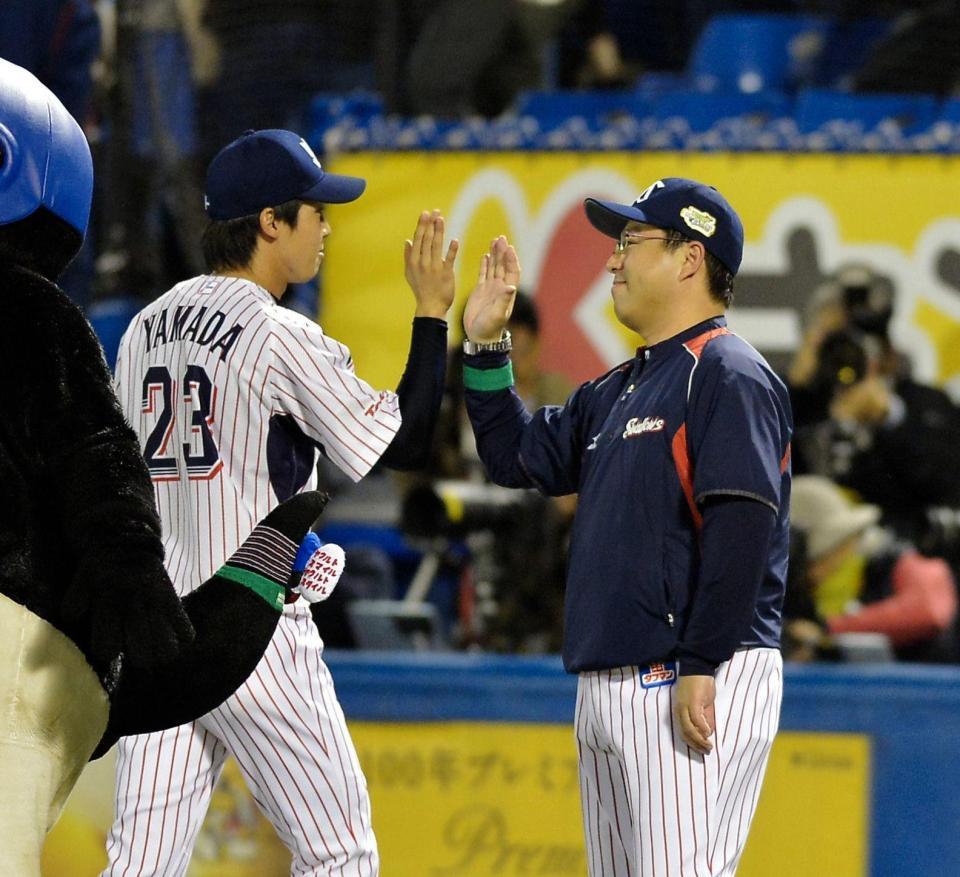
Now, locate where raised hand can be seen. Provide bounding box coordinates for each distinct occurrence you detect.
[404,209,459,319]
[463,235,520,343]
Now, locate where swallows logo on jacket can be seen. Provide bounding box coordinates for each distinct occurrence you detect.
[622,416,665,439]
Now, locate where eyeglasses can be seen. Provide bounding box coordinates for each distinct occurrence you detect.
[614,232,671,256]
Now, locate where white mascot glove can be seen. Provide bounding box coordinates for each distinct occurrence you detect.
[288,532,346,603]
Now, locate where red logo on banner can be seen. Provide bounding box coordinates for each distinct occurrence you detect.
[534,205,619,386]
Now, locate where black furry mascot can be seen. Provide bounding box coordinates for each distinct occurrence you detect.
[0,59,337,875]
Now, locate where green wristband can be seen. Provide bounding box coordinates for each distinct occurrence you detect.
[463,362,514,392]
[216,565,286,612]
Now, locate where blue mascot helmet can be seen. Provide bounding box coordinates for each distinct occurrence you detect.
[0,58,93,236]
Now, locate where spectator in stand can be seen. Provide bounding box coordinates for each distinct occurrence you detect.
[0,0,101,123]
[201,0,378,147]
[557,0,693,89]
[852,0,960,97]
[785,475,958,663]
[377,0,545,118]
[555,0,801,90]
[97,0,209,311]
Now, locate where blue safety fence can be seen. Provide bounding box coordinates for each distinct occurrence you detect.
[325,654,960,877]
[308,88,960,154]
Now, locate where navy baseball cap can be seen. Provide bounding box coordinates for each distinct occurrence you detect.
[204,129,366,220]
[584,177,744,274]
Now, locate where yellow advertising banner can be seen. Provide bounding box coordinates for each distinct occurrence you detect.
[351,723,870,877]
[738,731,870,877]
[45,726,868,877]
[351,722,586,876]
[321,152,960,393]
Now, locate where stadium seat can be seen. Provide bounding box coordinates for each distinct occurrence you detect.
[794,89,939,150]
[306,90,384,152]
[633,71,688,99]
[687,13,830,94]
[516,89,639,129]
[650,89,790,129]
[514,89,654,149]
[916,97,960,151]
[301,74,960,155]
[940,98,960,125]
[643,89,792,150]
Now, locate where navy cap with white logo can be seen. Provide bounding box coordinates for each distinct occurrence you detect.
[584,177,744,274]
[204,129,366,220]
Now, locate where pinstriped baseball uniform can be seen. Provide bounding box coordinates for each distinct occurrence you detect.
[103,274,398,876]
[576,649,782,877]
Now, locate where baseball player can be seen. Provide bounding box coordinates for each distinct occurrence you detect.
[460,178,791,876]
[102,129,458,876]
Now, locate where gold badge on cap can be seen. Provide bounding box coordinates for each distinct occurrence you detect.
[680,206,717,237]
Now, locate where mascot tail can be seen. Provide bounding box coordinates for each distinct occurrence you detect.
[92,490,330,758]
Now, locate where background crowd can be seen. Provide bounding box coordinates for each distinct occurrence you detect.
[4,0,960,666]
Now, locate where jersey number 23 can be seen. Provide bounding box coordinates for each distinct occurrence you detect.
[141,364,222,481]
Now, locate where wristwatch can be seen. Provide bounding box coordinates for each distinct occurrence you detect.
[462,330,512,355]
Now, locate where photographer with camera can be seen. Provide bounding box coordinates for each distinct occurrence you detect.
[789,264,960,546]
[397,292,574,652]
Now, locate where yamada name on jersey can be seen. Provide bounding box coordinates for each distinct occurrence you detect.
[141,305,245,362]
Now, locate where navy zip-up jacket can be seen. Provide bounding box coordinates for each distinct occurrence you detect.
[464,316,792,675]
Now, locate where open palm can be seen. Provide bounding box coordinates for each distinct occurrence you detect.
[463,235,521,343]
[404,209,459,318]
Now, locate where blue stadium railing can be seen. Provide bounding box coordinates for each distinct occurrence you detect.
[306,86,960,155]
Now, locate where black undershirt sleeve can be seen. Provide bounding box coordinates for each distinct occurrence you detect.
[676,496,777,677]
[378,317,448,470]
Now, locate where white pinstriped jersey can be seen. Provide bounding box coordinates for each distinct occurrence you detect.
[115,275,401,596]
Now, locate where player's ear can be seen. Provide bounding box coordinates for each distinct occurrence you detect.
[258,207,280,240]
[678,239,706,283]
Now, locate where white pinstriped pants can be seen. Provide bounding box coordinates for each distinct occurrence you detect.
[101,610,378,877]
[576,648,782,877]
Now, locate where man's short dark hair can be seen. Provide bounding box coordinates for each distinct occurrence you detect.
[201,199,303,272]
[662,227,735,308]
